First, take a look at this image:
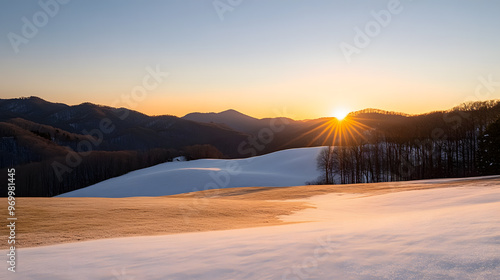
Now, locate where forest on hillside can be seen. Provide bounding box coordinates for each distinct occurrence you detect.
[315,100,500,185]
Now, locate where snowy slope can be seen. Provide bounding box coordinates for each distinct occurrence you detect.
[58,147,324,198]
[8,183,500,279]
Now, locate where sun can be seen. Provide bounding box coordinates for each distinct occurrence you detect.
[332,108,350,121]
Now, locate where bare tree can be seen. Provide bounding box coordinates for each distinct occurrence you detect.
[316,146,335,184]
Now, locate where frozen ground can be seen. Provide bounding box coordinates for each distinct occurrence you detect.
[58,147,324,197]
[6,181,500,279]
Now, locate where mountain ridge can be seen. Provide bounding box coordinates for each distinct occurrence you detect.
[2,96,500,197]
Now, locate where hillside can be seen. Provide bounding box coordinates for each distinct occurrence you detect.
[6,176,500,279]
[58,147,324,197]
[0,122,72,167]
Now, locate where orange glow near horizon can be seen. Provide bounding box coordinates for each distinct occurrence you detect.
[332,108,350,121]
[6,89,487,121]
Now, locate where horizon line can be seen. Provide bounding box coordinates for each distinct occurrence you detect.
[3,95,500,121]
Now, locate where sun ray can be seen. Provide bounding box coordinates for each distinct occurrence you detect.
[277,110,373,151]
[278,119,335,148]
[304,121,336,147]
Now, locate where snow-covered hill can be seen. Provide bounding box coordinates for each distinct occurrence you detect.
[58,147,324,198]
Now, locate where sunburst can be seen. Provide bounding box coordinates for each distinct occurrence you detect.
[332,108,350,121]
[275,112,372,149]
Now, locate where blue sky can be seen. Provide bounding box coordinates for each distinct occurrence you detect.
[1,0,499,119]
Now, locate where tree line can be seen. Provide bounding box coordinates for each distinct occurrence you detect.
[0,143,224,197]
[315,101,500,184]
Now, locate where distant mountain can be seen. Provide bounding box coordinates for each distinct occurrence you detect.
[0,96,69,119]
[182,109,295,134]
[0,97,249,157]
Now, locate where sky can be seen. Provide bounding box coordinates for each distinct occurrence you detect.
[1,0,500,120]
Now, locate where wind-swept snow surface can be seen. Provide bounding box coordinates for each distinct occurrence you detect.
[58,147,324,197]
[10,183,500,279]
